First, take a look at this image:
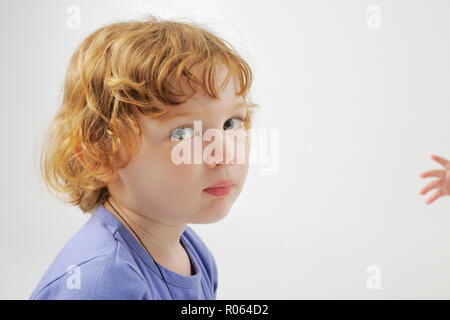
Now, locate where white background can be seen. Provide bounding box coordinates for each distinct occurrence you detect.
[1,0,450,299]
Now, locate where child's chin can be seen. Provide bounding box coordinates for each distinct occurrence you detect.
[190,210,230,224]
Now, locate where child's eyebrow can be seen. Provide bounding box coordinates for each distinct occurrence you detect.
[157,101,248,122]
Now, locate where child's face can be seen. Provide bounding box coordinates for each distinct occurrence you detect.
[107,65,250,224]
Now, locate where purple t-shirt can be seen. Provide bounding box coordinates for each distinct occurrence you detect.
[29,204,218,300]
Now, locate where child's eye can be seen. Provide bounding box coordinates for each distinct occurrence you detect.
[171,126,195,141]
[170,116,247,141]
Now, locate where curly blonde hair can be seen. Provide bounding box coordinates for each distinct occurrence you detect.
[39,15,259,214]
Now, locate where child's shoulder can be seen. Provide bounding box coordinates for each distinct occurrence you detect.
[29,213,148,299]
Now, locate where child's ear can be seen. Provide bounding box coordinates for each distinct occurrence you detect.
[74,145,119,184]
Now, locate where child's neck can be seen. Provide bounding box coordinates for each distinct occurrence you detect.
[104,198,189,266]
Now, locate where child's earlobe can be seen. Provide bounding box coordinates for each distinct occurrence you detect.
[101,171,119,184]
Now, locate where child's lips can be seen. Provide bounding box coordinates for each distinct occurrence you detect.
[206,179,233,189]
[203,185,233,197]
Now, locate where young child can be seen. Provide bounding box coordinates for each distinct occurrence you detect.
[30,15,258,300]
[420,154,450,204]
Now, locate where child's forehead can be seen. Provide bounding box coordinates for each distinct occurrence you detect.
[154,100,248,123]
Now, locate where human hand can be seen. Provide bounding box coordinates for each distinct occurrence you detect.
[419,154,450,204]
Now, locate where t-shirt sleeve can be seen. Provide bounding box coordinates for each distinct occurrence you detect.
[30,255,152,300]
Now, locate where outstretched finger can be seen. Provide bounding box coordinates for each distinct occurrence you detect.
[425,189,444,204]
[420,179,442,195]
[431,154,450,169]
[420,169,446,179]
